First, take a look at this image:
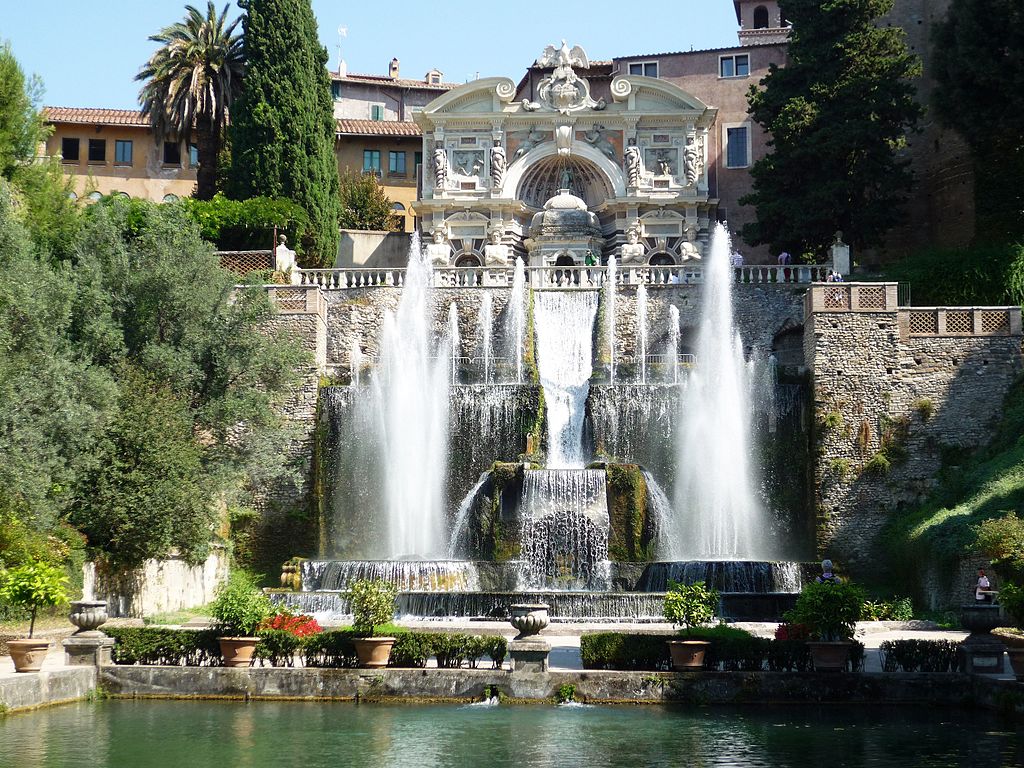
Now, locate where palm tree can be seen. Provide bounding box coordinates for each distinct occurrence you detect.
[137,3,243,200]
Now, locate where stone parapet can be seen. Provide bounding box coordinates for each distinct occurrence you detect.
[0,668,96,714]
[804,282,899,315]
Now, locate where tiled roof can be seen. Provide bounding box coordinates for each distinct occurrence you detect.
[43,106,150,127]
[332,72,456,90]
[336,119,422,137]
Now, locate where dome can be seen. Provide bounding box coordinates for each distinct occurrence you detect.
[529,189,602,239]
[544,189,589,212]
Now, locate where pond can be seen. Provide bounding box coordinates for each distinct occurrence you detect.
[1,700,1020,768]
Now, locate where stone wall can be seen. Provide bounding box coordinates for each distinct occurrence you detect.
[805,286,1023,601]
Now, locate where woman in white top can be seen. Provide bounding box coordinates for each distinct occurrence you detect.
[975,568,992,602]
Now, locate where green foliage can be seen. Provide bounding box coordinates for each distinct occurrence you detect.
[878,639,960,672]
[9,160,81,260]
[819,411,844,433]
[254,628,303,667]
[785,580,866,641]
[879,243,1024,307]
[975,514,1024,584]
[106,626,222,666]
[0,42,46,178]
[829,458,851,480]
[556,683,577,703]
[606,464,649,561]
[179,193,309,255]
[860,596,913,622]
[210,572,272,636]
[998,583,1024,627]
[0,560,69,637]
[580,632,672,671]
[228,0,341,265]
[349,579,397,636]
[135,2,243,200]
[864,452,892,476]
[338,171,398,232]
[662,581,719,635]
[914,398,935,421]
[742,0,923,257]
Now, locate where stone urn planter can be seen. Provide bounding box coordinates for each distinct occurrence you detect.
[353,637,396,668]
[509,603,549,639]
[7,638,51,673]
[807,640,852,672]
[69,600,109,635]
[667,640,710,670]
[960,604,1009,635]
[218,637,260,668]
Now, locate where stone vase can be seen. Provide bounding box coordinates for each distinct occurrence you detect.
[807,640,852,672]
[353,637,396,668]
[218,637,260,668]
[69,600,108,635]
[7,638,51,673]
[509,604,549,639]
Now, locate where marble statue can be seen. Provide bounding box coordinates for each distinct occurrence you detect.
[513,127,544,160]
[426,226,451,266]
[533,41,605,114]
[483,224,510,266]
[583,125,617,160]
[655,150,673,176]
[490,141,506,189]
[433,142,448,189]
[683,134,703,186]
[680,226,702,261]
[624,139,642,188]
[620,223,645,264]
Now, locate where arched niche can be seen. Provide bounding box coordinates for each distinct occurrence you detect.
[503,141,625,205]
[753,5,770,29]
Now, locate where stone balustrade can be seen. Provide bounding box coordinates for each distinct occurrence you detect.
[265,284,326,317]
[804,283,900,315]
[898,307,1022,338]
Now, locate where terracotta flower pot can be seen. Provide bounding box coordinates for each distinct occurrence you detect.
[353,636,396,668]
[218,637,259,668]
[807,640,852,672]
[7,638,51,673]
[667,640,710,670]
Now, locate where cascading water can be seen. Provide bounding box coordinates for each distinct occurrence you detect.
[604,256,617,383]
[636,284,648,384]
[672,224,775,560]
[477,292,493,383]
[504,259,526,383]
[668,305,680,385]
[370,232,452,558]
[349,342,363,387]
[448,302,460,385]
[301,559,481,592]
[533,291,599,468]
[447,473,489,558]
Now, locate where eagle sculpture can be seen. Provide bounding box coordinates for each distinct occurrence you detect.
[536,40,589,70]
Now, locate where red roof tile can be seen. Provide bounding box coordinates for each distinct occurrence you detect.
[43,106,150,127]
[332,72,456,90]
[336,119,422,137]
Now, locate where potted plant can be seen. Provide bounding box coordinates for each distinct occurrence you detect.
[663,580,719,670]
[992,582,1024,681]
[0,560,69,672]
[350,579,398,668]
[211,572,272,668]
[785,580,865,672]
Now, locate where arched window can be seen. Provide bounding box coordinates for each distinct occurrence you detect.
[162,194,180,203]
[116,191,130,199]
[87,191,102,202]
[67,191,78,201]
[753,5,770,29]
[454,253,482,267]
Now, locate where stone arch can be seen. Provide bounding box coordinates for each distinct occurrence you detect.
[753,5,770,28]
[454,252,483,267]
[502,141,626,204]
[649,252,676,266]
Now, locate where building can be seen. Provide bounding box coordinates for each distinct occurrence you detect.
[42,107,198,202]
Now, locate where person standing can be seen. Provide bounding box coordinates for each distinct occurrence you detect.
[816,559,841,584]
[976,568,992,602]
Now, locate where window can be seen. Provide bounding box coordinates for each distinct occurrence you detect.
[87,139,106,163]
[388,150,406,176]
[414,151,423,170]
[114,140,133,165]
[370,104,385,121]
[363,149,381,173]
[753,5,770,29]
[87,191,103,202]
[725,125,751,168]
[162,194,180,203]
[189,144,199,167]
[331,81,341,99]
[427,71,442,85]
[628,61,658,78]
[163,141,181,165]
[61,137,80,162]
[67,191,78,201]
[720,54,750,78]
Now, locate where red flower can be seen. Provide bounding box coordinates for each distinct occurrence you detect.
[260,613,322,637]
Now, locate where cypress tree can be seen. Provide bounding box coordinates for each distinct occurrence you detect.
[741,0,922,258]
[228,0,340,265]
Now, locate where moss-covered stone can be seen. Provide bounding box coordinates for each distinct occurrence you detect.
[606,464,651,561]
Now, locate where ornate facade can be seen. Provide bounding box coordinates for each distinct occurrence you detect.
[414,43,717,268]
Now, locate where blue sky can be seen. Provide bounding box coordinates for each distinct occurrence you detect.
[2,1,739,110]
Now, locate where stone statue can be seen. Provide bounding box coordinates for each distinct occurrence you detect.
[483,223,510,266]
[513,127,544,160]
[433,142,448,189]
[559,165,575,191]
[655,150,673,176]
[426,226,451,266]
[582,125,617,160]
[680,226,701,261]
[624,139,642,188]
[683,134,703,186]
[620,223,645,264]
[490,141,506,189]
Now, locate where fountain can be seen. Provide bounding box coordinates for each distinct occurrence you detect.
[477,292,493,383]
[504,258,527,383]
[667,305,680,385]
[636,284,648,384]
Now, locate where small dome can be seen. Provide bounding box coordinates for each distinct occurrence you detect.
[544,189,589,212]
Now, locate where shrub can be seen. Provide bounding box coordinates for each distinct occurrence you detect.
[976,513,1024,583]
[663,580,719,636]
[389,631,431,668]
[179,194,309,256]
[861,597,913,622]
[556,683,577,703]
[254,629,303,667]
[878,639,959,672]
[913,398,935,420]
[302,629,359,668]
[580,633,673,671]
[106,627,221,666]
[484,636,507,669]
[998,583,1024,626]
[0,560,69,637]
[349,579,397,636]
[865,452,892,475]
[785,580,866,641]
[766,639,813,672]
[210,572,273,636]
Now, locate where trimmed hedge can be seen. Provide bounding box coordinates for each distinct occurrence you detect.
[878,639,959,673]
[106,627,506,670]
[580,631,865,672]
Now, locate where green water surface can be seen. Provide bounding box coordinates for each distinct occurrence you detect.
[1,700,1021,768]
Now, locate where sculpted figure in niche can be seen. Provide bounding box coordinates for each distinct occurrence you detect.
[582,125,617,160]
[620,223,645,265]
[683,134,703,186]
[426,226,451,266]
[484,224,510,266]
[680,226,702,261]
[624,139,642,188]
[433,142,448,188]
[490,141,506,189]
[513,127,544,160]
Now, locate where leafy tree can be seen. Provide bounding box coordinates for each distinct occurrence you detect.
[741,0,923,258]
[227,0,341,266]
[338,171,398,231]
[136,2,244,200]
[0,41,46,178]
[933,0,1024,242]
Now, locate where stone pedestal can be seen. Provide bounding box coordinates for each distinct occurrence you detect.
[509,639,550,673]
[958,604,1008,674]
[63,634,115,667]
